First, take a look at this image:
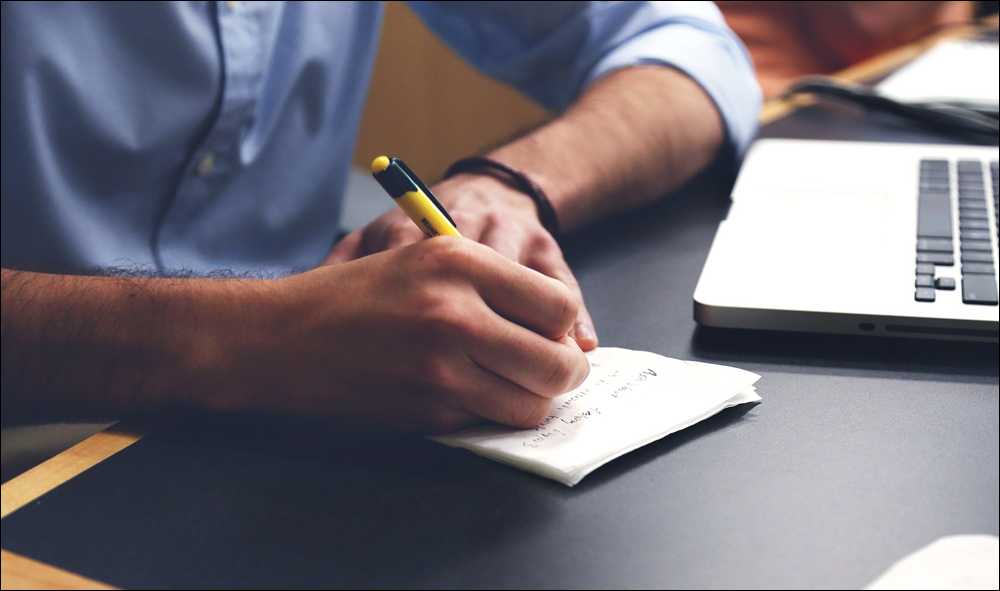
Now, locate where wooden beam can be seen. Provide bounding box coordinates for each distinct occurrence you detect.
[1,550,115,590]
[1,423,149,520]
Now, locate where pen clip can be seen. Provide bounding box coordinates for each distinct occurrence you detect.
[394,159,458,229]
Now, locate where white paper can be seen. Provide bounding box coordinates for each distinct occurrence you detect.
[866,535,1000,590]
[877,39,999,108]
[432,347,761,486]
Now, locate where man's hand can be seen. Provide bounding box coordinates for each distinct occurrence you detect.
[2,239,591,434]
[326,173,598,351]
[327,66,725,356]
[225,238,591,433]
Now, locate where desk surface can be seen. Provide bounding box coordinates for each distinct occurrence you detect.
[2,27,999,591]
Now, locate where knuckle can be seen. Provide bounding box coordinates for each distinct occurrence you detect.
[541,354,577,396]
[550,281,578,330]
[415,356,454,391]
[514,398,552,429]
[417,236,477,275]
[531,231,560,254]
[418,298,478,342]
[451,210,479,229]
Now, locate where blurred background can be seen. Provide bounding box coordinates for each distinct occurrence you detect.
[354,1,998,181]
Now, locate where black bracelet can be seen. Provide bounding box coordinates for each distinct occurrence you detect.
[444,157,561,241]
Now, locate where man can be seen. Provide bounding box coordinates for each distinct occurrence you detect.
[1,1,760,433]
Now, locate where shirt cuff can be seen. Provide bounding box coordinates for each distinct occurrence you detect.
[583,20,762,160]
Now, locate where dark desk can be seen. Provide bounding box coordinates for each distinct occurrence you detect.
[2,42,998,591]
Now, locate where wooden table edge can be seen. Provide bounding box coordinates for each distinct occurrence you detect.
[1,14,996,590]
[1,422,150,520]
[1,423,147,589]
[1,549,117,591]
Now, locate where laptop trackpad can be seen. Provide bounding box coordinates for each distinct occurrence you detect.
[719,189,894,308]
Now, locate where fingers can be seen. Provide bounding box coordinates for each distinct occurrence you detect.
[444,359,556,429]
[478,220,527,264]
[459,244,579,341]
[465,310,590,400]
[524,236,599,352]
[325,230,364,265]
[376,218,424,253]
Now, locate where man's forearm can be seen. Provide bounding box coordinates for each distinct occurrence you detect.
[487,66,726,233]
[0,268,258,419]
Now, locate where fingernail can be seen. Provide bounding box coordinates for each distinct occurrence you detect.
[575,322,596,344]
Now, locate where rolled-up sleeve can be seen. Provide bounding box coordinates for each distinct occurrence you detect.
[407,1,762,157]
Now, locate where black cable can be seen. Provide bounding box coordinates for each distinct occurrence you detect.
[784,77,999,140]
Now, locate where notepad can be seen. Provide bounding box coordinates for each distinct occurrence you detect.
[432,347,761,486]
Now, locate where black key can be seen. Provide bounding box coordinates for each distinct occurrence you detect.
[917,252,954,265]
[957,160,982,173]
[935,277,956,290]
[961,240,994,253]
[960,210,988,220]
[963,262,996,275]
[918,193,953,239]
[961,219,989,230]
[916,263,936,275]
[917,238,953,252]
[962,275,999,305]
[962,252,994,264]
[961,229,992,241]
[915,287,937,302]
[920,165,950,174]
[916,275,935,288]
[921,159,949,168]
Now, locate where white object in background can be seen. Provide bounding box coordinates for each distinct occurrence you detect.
[866,535,1000,590]
[432,347,761,486]
[877,39,999,108]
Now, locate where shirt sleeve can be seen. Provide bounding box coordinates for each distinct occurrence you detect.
[406,1,762,157]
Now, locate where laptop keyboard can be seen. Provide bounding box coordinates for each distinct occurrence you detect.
[915,159,998,305]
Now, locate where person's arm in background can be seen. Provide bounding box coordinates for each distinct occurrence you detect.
[1,241,590,432]
[803,1,972,66]
[329,1,762,347]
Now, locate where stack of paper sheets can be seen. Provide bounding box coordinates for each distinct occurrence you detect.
[433,347,761,486]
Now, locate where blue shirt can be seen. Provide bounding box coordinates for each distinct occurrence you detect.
[1,1,760,275]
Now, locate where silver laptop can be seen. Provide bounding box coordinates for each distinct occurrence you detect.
[694,139,1000,342]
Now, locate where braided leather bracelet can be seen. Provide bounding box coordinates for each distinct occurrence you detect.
[443,157,561,241]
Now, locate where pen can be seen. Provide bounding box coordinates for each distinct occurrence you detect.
[371,156,462,239]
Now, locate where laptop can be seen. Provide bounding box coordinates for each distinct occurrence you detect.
[693,139,1000,342]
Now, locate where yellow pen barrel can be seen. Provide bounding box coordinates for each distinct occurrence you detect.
[395,190,462,239]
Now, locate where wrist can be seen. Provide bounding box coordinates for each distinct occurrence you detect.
[172,277,286,414]
[443,157,561,239]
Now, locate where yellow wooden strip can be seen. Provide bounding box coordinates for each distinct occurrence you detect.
[1,423,149,519]
[1,550,116,590]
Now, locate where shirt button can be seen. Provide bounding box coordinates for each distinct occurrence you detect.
[196,152,216,176]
